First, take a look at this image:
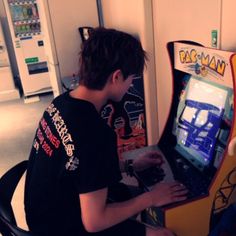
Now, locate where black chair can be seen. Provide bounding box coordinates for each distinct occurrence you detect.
[0,160,34,236]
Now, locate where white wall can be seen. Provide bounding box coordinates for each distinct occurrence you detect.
[152,0,222,138]
[221,0,236,51]
[101,0,159,145]
[43,0,99,77]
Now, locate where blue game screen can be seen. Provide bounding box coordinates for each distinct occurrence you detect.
[173,75,233,171]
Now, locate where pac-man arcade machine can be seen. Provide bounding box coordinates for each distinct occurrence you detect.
[125,41,236,236]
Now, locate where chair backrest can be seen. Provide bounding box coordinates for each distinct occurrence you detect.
[0,160,34,236]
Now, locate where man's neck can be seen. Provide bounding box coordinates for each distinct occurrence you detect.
[69,85,108,112]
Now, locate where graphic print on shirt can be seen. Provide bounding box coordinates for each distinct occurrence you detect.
[33,103,79,171]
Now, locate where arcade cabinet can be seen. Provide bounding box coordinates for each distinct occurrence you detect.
[123,41,236,236]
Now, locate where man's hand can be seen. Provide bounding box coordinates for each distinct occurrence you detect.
[133,150,164,172]
[149,181,188,207]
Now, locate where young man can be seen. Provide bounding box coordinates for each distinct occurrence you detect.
[24,27,187,236]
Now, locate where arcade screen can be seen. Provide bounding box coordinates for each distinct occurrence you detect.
[173,75,233,171]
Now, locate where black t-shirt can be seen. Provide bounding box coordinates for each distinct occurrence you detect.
[24,92,122,236]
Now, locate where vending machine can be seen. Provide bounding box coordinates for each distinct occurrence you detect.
[0,20,20,101]
[3,0,52,98]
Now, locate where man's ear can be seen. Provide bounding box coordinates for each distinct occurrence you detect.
[110,69,123,84]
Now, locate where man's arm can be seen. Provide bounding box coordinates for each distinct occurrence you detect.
[79,182,188,233]
[79,187,152,232]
